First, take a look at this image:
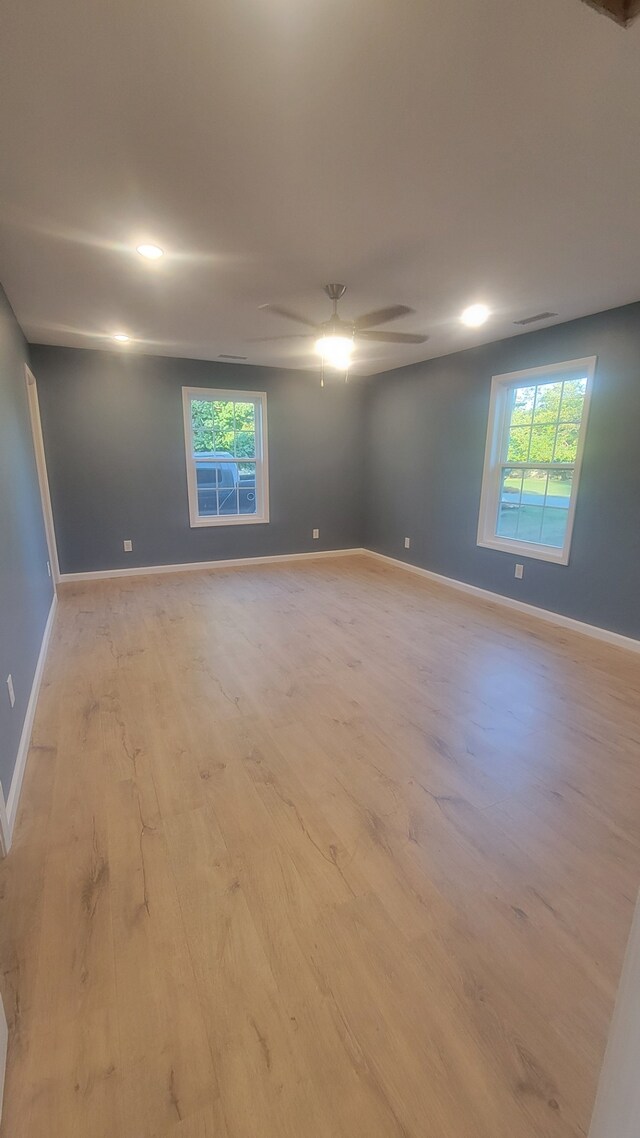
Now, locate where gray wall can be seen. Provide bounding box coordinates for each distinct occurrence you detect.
[0,287,53,799]
[365,302,640,640]
[27,301,640,640]
[30,346,366,573]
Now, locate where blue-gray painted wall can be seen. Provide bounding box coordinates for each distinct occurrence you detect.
[28,300,640,641]
[30,345,366,573]
[0,288,53,799]
[365,302,640,639]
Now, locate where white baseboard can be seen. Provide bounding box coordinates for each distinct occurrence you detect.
[0,993,7,1126]
[0,593,57,855]
[0,795,9,859]
[588,889,640,1138]
[58,546,639,653]
[58,547,367,583]
[363,549,640,654]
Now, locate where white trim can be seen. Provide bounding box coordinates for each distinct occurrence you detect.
[182,386,270,528]
[0,994,7,1125]
[477,357,597,566]
[25,365,60,584]
[57,547,639,653]
[57,546,640,653]
[589,889,640,1138]
[363,550,640,654]
[476,533,571,565]
[0,795,9,859]
[0,594,58,855]
[58,548,366,583]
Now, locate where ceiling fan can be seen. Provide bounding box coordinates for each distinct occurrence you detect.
[252,283,428,377]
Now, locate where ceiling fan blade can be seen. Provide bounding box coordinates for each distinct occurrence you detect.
[357,329,428,344]
[354,304,414,330]
[258,303,317,328]
[246,333,311,342]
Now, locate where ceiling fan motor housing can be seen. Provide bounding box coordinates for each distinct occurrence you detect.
[321,314,353,336]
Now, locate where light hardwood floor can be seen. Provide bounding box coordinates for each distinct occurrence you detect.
[1,555,639,1138]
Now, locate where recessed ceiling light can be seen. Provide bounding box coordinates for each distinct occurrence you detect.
[112,332,130,342]
[461,303,490,327]
[136,243,164,260]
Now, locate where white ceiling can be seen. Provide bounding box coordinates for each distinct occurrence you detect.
[1,0,640,375]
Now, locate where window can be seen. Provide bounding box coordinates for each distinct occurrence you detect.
[182,387,269,527]
[477,357,596,565]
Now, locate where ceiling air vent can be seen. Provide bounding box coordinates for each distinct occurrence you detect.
[218,354,248,360]
[513,312,558,326]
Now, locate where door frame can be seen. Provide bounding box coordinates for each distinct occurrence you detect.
[25,365,59,585]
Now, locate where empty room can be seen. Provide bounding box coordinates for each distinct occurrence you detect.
[1,1,640,1136]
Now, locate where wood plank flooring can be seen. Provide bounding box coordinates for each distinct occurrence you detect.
[1,554,639,1137]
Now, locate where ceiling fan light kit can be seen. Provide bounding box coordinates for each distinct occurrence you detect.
[256,283,428,384]
[315,334,354,370]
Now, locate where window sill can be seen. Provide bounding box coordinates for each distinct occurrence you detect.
[189,514,270,529]
[477,535,569,566]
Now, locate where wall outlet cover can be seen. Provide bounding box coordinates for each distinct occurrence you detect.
[404,537,411,549]
[123,539,133,552]
[6,675,15,708]
[312,529,319,540]
[515,563,524,579]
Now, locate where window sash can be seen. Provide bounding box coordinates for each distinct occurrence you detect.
[182,387,269,528]
[192,455,256,464]
[501,376,586,465]
[497,461,574,471]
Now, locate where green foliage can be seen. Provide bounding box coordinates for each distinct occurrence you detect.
[191,399,256,458]
[507,379,585,466]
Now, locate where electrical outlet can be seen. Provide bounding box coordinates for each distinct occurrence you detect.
[312,529,319,540]
[515,563,524,579]
[7,674,15,709]
[46,560,51,577]
[404,537,411,549]
[123,539,133,552]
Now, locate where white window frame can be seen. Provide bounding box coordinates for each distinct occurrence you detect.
[477,356,596,566]
[182,386,270,528]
